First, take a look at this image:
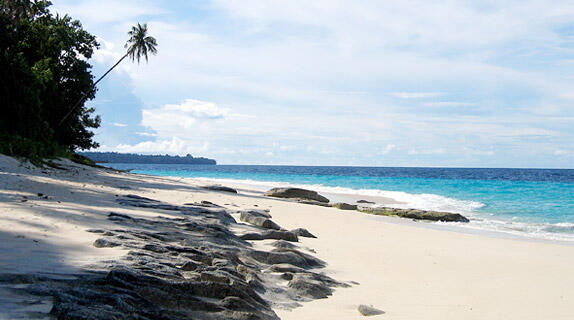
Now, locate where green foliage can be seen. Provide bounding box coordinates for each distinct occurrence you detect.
[126,23,158,64]
[0,0,100,159]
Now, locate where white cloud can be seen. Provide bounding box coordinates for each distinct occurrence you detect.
[554,149,572,156]
[53,0,165,24]
[462,147,495,156]
[141,99,228,136]
[163,99,228,119]
[109,137,210,155]
[408,148,448,155]
[423,102,477,107]
[389,92,444,99]
[379,144,397,155]
[111,122,128,127]
[135,132,157,137]
[60,0,574,167]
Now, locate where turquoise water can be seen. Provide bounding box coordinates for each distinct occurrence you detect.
[104,164,574,240]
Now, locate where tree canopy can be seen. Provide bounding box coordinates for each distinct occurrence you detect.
[0,0,100,159]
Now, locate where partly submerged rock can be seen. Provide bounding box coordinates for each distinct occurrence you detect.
[358,304,385,316]
[332,203,358,210]
[357,200,375,204]
[264,188,329,203]
[357,206,469,223]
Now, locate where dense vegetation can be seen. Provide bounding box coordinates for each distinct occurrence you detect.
[0,0,101,160]
[80,152,217,165]
[0,1,160,164]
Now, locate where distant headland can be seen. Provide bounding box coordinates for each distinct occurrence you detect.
[79,152,216,165]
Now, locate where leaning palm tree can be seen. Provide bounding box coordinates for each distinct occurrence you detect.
[59,23,158,126]
[92,23,158,88]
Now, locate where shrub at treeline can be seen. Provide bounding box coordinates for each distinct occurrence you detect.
[0,0,100,160]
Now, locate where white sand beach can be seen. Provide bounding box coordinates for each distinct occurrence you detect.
[1,155,574,319]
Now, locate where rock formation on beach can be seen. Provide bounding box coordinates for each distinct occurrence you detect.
[5,194,348,319]
[264,187,470,223]
[264,188,330,203]
[357,206,470,223]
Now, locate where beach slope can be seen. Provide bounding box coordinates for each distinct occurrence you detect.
[1,155,573,319]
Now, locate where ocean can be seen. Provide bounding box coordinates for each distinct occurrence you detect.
[103,163,574,242]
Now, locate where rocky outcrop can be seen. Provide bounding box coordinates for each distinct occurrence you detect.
[12,195,349,320]
[332,203,358,210]
[356,200,375,204]
[264,188,329,203]
[357,206,469,223]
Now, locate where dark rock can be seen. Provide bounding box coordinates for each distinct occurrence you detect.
[281,273,294,280]
[241,230,299,242]
[295,199,332,207]
[357,200,375,204]
[271,240,298,250]
[93,238,121,248]
[180,261,199,271]
[240,209,272,219]
[332,203,358,210]
[270,248,325,268]
[358,304,385,316]
[11,193,346,320]
[288,273,333,299]
[240,210,281,230]
[201,185,238,193]
[264,188,329,203]
[248,249,324,269]
[357,206,470,223]
[86,229,105,234]
[143,244,169,253]
[267,263,306,274]
[290,228,317,238]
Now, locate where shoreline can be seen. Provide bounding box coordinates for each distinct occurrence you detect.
[2,156,574,319]
[163,175,574,245]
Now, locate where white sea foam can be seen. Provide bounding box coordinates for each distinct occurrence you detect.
[193,176,574,243]
[193,176,484,214]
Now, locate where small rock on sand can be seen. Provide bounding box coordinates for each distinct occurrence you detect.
[358,304,385,316]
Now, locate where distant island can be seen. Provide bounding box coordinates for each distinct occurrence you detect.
[80,152,216,165]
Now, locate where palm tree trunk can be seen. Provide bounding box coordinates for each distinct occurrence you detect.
[93,53,128,87]
[58,53,128,127]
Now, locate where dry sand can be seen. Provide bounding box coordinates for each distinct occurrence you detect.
[1,155,573,319]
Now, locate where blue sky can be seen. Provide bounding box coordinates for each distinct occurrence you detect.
[52,0,574,168]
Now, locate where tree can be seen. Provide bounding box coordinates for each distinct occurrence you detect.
[1,0,36,25]
[58,22,157,127]
[0,0,101,157]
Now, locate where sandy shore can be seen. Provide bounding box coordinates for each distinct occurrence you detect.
[1,155,574,319]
